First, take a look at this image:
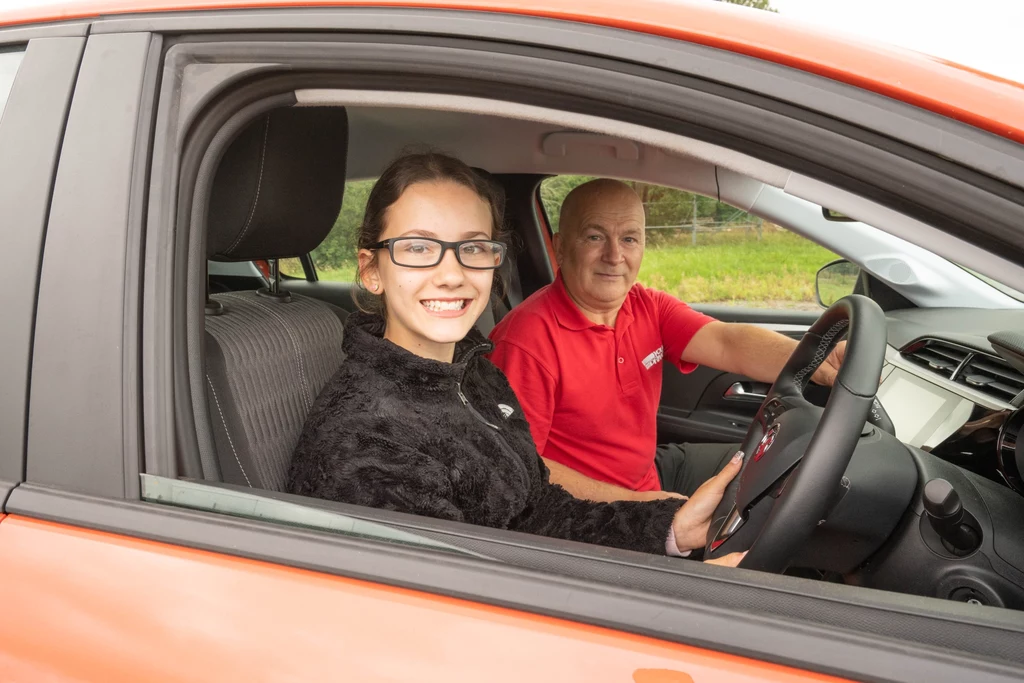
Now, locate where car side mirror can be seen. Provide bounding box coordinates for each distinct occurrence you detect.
[815,259,861,308]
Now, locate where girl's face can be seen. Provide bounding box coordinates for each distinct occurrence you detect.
[358,181,496,363]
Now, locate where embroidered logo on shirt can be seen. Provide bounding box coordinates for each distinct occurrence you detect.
[497,403,515,419]
[641,346,665,370]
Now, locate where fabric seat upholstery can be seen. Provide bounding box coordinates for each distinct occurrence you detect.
[202,106,350,490]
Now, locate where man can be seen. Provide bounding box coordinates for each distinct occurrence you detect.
[489,179,843,502]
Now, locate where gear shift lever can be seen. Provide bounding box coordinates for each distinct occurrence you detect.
[922,478,980,556]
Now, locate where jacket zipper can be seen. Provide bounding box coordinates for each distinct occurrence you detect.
[453,339,501,431]
[456,382,502,431]
[455,364,531,491]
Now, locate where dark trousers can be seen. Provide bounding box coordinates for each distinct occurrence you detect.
[654,442,740,497]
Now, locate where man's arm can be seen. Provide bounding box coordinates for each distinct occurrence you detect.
[543,457,684,502]
[681,321,845,387]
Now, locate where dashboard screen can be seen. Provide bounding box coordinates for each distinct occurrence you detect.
[877,367,975,448]
[881,376,947,442]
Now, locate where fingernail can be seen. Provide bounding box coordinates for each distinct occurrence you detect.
[731,451,744,465]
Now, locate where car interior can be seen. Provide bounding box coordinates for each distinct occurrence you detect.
[162,90,1024,612]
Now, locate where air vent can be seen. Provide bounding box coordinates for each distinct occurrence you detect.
[901,340,969,379]
[956,354,1024,402]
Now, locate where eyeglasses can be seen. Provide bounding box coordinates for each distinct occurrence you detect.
[370,237,507,270]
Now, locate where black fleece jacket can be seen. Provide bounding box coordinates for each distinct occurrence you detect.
[287,311,685,555]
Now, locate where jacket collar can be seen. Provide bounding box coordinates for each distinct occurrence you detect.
[342,311,493,388]
[551,274,635,331]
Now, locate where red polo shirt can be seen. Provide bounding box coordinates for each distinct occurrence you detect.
[489,276,715,492]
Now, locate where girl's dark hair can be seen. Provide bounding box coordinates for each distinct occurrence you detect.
[355,151,508,315]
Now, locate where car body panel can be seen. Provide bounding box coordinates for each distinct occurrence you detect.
[0,516,847,683]
[2,0,1023,143]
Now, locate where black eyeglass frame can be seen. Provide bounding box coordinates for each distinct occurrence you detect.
[369,237,507,270]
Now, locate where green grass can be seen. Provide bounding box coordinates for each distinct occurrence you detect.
[308,229,838,308]
[639,229,837,307]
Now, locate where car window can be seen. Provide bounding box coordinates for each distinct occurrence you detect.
[0,48,26,123]
[278,178,375,281]
[540,176,840,311]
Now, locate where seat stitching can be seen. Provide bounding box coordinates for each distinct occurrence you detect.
[227,117,270,254]
[206,373,252,488]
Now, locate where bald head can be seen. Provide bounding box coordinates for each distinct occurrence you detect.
[553,178,646,324]
[558,179,644,240]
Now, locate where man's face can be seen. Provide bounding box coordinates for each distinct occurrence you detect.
[555,186,645,314]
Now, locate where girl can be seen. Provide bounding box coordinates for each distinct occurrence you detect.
[288,152,744,564]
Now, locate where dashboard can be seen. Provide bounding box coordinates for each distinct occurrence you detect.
[876,308,1024,496]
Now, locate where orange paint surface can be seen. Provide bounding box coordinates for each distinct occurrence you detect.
[2,0,1024,144]
[0,516,849,682]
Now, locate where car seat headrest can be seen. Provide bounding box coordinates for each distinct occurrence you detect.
[207,106,349,261]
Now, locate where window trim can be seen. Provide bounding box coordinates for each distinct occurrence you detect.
[0,37,84,492]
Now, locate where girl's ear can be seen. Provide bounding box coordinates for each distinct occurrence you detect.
[357,249,382,293]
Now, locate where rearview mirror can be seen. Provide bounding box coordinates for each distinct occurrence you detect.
[815,259,861,308]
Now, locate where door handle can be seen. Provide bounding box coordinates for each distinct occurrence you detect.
[724,382,767,402]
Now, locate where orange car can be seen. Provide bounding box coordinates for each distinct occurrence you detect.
[2,1,1024,681]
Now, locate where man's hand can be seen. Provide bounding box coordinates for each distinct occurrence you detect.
[810,340,847,387]
[671,451,744,553]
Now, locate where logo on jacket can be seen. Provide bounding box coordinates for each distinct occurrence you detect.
[642,346,665,370]
[497,403,515,419]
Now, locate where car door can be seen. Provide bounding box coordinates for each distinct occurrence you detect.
[0,23,842,683]
[4,6,1024,683]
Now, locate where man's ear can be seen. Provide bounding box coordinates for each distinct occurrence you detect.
[357,249,381,292]
[552,232,563,267]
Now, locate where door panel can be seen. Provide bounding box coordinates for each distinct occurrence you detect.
[0,516,846,683]
[657,307,820,444]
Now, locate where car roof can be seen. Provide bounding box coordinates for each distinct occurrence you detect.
[4,0,1024,145]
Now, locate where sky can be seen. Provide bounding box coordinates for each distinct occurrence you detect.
[769,0,1024,84]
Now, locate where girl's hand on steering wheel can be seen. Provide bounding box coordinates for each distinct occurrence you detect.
[671,451,744,553]
[705,551,747,567]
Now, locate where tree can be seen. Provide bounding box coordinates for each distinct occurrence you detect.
[310,179,374,271]
[718,0,777,12]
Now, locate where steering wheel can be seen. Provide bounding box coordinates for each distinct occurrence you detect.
[704,295,887,572]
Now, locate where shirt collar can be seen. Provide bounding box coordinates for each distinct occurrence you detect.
[551,274,635,332]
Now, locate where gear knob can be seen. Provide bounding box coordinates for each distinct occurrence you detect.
[923,478,980,555]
